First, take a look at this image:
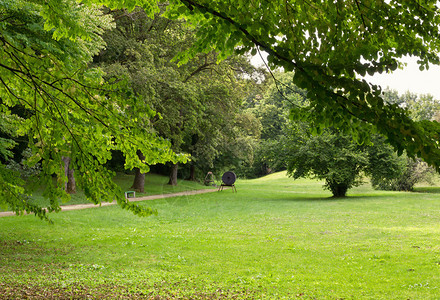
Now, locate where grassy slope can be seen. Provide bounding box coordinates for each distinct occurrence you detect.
[1,172,440,299]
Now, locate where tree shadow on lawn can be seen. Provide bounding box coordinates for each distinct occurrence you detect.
[413,187,440,194]
[268,194,385,203]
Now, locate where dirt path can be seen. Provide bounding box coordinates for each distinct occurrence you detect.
[0,188,219,218]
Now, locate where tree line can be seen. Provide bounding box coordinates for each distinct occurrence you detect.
[2,0,440,218]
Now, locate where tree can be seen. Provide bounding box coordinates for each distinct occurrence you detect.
[383,89,440,122]
[180,54,263,181]
[249,72,307,177]
[286,128,367,197]
[367,90,439,191]
[369,155,434,191]
[212,108,262,178]
[283,124,423,197]
[62,156,76,194]
[96,7,260,186]
[0,0,185,220]
[249,72,431,196]
[286,88,439,195]
[93,6,172,191]
[90,0,440,170]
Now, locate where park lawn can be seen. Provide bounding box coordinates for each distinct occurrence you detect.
[23,172,214,208]
[1,172,440,299]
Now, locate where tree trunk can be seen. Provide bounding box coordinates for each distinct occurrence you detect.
[168,163,178,186]
[131,150,146,193]
[329,181,348,198]
[62,156,76,194]
[188,164,196,181]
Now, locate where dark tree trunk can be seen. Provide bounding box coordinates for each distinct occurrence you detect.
[131,168,145,193]
[168,163,178,186]
[62,156,76,194]
[188,164,196,181]
[329,181,348,198]
[131,150,146,193]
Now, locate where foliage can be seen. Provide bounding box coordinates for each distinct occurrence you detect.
[364,135,406,189]
[367,90,440,191]
[373,157,435,191]
[367,134,436,192]
[132,0,440,170]
[5,148,41,180]
[95,7,261,184]
[286,128,368,197]
[0,112,20,161]
[249,73,438,193]
[214,109,262,178]
[0,0,186,220]
[383,89,440,122]
[246,72,307,177]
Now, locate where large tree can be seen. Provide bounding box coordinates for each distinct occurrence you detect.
[85,0,440,169]
[96,7,260,186]
[0,0,185,220]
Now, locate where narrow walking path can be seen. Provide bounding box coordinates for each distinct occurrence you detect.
[0,188,218,218]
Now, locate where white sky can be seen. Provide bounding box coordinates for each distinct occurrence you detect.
[364,56,440,100]
[252,55,440,100]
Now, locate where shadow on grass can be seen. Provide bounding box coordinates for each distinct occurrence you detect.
[268,194,385,203]
[413,187,440,194]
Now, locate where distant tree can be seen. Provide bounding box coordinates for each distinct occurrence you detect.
[213,109,262,178]
[249,74,435,195]
[182,57,262,181]
[250,72,307,176]
[370,156,434,191]
[367,90,439,191]
[383,89,440,122]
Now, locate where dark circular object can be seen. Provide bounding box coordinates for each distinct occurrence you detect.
[222,171,236,185]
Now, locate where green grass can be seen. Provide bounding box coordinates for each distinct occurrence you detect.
[1,172,440,299]
[24,172,213,208]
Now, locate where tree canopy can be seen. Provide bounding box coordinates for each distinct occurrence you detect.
[0,0,186,220]
[94,7,260,185]
[89,0,440,169]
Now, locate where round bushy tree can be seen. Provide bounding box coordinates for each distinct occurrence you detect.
[286,129,368,197]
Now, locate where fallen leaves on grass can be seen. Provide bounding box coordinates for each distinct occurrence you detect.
[0,282,261,299]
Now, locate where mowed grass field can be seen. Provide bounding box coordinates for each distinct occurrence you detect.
[1,172,440,299]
